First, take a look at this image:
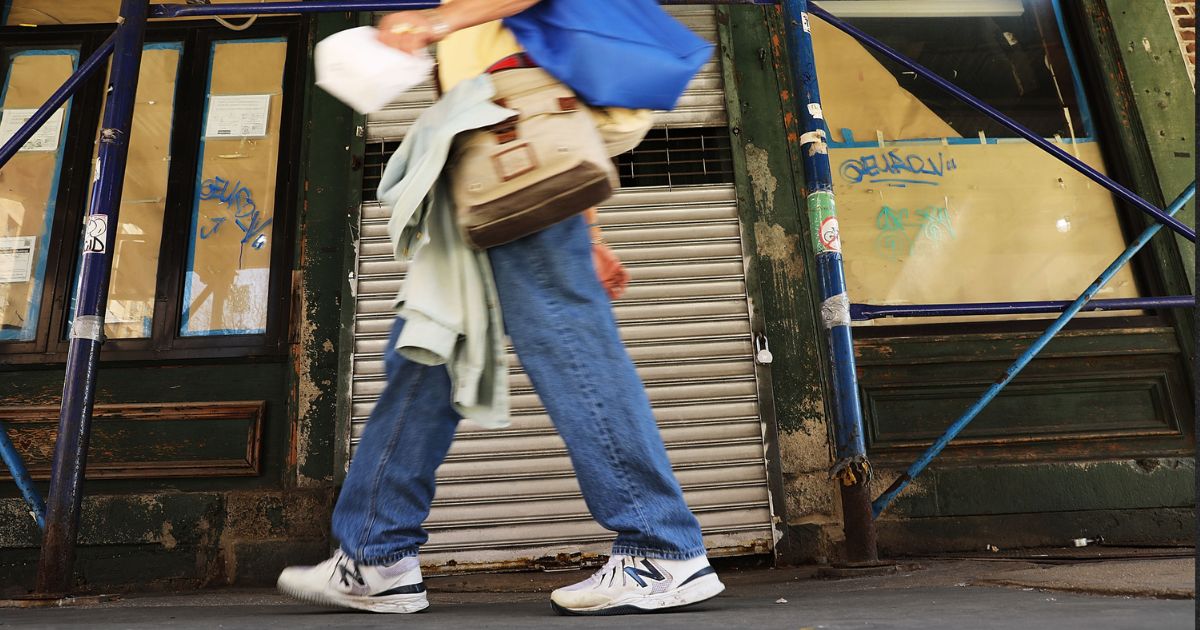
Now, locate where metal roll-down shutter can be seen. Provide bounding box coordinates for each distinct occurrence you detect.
[349,6,774,571]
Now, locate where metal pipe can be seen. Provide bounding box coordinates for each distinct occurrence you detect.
[0,33,117,172]
[0,422,45,530]
[873,182,1197,517]
[852,296,1195,320]
[807,3,1196,244]
[782,0,878,564]
[149,0,777,19]
[33,0,149,596]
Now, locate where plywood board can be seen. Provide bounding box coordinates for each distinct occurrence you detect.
[89,45,182,338]
[831,142,1141,324]
[0,51,75,339]
[181,39,286,336]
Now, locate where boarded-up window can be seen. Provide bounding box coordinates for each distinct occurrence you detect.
[0,48,76,341]
[0,19,300,358]
[181,38,286,336]
[814,0,1141,324]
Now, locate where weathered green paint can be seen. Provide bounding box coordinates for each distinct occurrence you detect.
[0,489,332,591]
[887,459,1195,518]
[855,326,1192,464]
[333,12,373,485]
[0,363,289,495]
[1101,0,1196,291]
[854,326,1184,364]
[1075,0,1195,365]
[720,5,832,437]
[3,404,262,477]
[289,12,360,487]
[878,507,1194,555]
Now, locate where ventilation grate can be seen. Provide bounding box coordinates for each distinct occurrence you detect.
[362,126,736,201]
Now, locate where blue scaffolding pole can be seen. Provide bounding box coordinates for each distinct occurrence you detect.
[782,0,878,564]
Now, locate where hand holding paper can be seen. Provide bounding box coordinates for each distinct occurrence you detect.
[315,26,434,114]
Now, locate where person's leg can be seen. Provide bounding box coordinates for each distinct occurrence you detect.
[332,315,463,564]
[278,316,460,613]
[487,215,705,561]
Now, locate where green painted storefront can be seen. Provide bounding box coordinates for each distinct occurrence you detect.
[0,1,1192,591]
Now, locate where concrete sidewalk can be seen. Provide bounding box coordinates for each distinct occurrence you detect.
[0,555,1193,629]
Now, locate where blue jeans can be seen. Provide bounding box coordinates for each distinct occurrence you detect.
[333,215,706,565]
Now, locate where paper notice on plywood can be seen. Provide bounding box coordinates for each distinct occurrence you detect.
[204,94,272,138]
[0,236,35,283]
[0,109,64,152]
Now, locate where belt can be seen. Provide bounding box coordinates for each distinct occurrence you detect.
[485,52,538,74]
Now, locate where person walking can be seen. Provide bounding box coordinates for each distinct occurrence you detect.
[278,0,724,616]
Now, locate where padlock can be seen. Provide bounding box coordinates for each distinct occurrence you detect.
[754,334,773,365]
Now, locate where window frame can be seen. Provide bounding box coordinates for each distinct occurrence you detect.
[0,17,307,365]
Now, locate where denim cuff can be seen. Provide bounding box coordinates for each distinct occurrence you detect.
[346,545,420,567]
[610,545,708,561]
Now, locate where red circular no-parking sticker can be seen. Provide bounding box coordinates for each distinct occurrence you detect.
[819,216,841,252]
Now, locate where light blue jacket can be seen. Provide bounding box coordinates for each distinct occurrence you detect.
[377,75,517,428]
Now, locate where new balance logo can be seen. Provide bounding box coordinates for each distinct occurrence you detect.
[624,559,668,588]
[338,560,366,588]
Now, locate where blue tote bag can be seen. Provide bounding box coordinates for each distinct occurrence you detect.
[504,0,713,110]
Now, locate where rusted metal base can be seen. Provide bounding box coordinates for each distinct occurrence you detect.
[838,475,880,564]
[0,594,120,608]
[817,561,903,580]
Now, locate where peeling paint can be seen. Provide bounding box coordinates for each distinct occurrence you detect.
[160,521,177,550]
[754,221,807,283]
[782,470,840,522]
[778,422,833,476]
[744,143,778,210]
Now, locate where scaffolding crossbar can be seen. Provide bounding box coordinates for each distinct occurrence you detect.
[0,422,45,530]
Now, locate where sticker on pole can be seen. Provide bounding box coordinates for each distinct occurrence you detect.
[819,216,842,252]
[807,191,841,254]
[807,103,824,120]
[801,13,811,33]
[83,215,108,254]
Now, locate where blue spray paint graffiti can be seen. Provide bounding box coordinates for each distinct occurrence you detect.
[875,205,956,259]
[839,151,958,188]
[198,176,272,266]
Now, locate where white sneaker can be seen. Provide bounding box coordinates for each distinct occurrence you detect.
[277,550,429,613]
[550,554,725,615]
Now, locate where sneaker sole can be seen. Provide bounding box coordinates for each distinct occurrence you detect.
[550,573,726,616]
[277,576,429,614]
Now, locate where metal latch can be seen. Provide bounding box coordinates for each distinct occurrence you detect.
[754,333,773,365]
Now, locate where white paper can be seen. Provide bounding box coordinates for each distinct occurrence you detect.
[204,94,272,138]
[0,109,65,152]
[315,26,434,114]
[0,236,36,283]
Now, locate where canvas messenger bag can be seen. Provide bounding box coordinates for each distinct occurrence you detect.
[448,66,625,250]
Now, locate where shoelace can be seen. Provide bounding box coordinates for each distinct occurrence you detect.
[590,556,639,588]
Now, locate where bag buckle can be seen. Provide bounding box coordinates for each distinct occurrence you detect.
[489,114,520,144]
